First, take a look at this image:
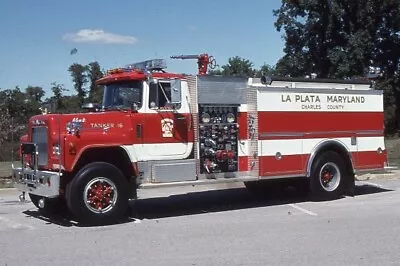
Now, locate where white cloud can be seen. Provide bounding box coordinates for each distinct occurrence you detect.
[62,29,138,44]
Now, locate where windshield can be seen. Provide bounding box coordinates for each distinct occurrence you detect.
[102,81,143,110]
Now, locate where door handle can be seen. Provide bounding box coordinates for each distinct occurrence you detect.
[176,117,186,120]
[136,124,142,138]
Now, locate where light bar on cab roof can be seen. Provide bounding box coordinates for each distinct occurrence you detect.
[106,59,167,75]
[125,59,167,71]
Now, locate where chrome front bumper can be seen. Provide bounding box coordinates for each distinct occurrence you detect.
[12,167,60,198]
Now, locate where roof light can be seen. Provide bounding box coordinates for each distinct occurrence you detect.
[106,59,167,76]
[106,68,125,75]
[125,59,167,72]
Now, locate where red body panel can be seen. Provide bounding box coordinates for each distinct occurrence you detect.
[258,111,384,136]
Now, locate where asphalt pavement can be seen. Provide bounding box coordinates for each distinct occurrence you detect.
[1,179,400,266]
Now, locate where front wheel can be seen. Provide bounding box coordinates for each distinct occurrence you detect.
[66,162,130,225]
[309,151,347,200]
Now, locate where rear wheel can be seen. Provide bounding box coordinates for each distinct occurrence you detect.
[66,162,130,225]
[309,151,346,200]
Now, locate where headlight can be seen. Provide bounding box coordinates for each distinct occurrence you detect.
[202,113,211,123]
[226,113,235,123]
[52,143,60,156]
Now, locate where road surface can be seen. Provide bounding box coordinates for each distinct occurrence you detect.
[1,180,400,266]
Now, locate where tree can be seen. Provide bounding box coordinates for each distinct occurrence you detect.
[220,56,256,77]
[48,82,68,112]
[68,63,88,104]
[25,86,45,102]
[273,0,400,133]
[273,0,400,79]
[255,63,276,78]
[87,61,104,103]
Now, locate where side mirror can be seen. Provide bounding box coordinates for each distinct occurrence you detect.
[171,79,182,105]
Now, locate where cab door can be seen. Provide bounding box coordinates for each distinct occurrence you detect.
[141,79,193,160]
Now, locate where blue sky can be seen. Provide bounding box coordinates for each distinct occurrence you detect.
[0,0,285,98]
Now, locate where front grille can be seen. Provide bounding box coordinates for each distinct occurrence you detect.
[32,127,48,166]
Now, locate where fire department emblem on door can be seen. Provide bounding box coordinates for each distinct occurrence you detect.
[161,118,174,138]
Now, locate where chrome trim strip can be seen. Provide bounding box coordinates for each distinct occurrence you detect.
[259,132,304,138]
[259,130,384,138]
[259,174,304,180]
[139,175,259,189]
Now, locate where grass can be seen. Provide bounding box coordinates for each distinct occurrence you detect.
[385,137,400,166]
[0,161,13,178]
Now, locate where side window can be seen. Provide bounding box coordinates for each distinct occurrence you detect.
[149,81,181,110]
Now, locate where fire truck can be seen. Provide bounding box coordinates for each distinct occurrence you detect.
[12,54,388,224]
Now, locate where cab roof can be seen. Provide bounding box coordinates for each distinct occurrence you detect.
[96,58,186,85]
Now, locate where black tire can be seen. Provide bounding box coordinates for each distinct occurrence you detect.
[309,151,347,200]
[29,194,66,214]
[66,162,130,225]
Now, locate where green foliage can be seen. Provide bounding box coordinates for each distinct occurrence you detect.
[87,61,104,103]
[209,57,276,78]
[273,0,400,80]
[273,0,400,134]
[68,63,88,104]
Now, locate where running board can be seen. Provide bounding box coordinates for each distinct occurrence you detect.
[138,176,259,189]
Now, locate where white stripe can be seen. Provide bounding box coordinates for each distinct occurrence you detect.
[289,204,317,216]
[257,90,383,112]
[122,136,385,162]
[259,136,385,156]
[122,143,194,162]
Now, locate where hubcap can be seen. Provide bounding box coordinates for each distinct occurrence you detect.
[84,177,118,214]
[319,162,341,192]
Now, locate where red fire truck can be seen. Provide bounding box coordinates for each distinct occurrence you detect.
[12,54,388,224]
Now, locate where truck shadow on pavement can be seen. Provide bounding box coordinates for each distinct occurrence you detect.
[21,182,393,227]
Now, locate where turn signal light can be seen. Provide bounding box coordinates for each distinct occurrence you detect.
[69,142,76,155]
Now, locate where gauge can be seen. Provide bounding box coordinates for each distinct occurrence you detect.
[202,112,211,123]
[226,113,235,123]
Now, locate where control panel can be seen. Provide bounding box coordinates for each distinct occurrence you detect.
[198,104,238,174]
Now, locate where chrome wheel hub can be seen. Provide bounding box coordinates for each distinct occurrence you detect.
[84,177,118,214]
[319,162,341,192]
